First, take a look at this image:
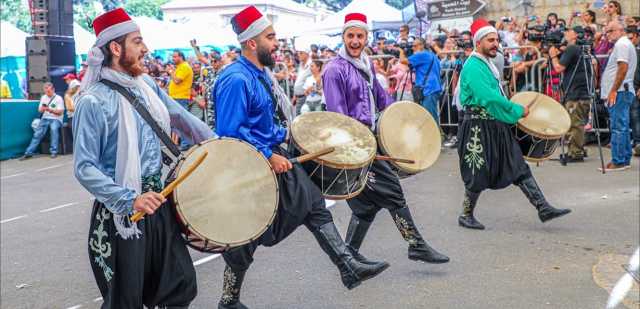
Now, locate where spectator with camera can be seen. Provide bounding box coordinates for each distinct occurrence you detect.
[549,26,594,162]
[513,25,546,92]
[599,21,637,171]
[399,38,442,124]
[20,82,64,160]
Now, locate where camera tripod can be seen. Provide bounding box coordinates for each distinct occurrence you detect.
[555,45,606,173]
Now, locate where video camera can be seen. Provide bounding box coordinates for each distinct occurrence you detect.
[527,25,564,49]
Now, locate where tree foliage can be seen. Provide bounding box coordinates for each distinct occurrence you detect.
[1,0,32,32]
[124,0,170,20]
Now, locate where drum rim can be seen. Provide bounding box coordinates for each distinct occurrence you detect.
[512,92,571,139]
[291,111,377,169]
[377,101,441,174]
[317,167,369,200]
[173,137,279,249]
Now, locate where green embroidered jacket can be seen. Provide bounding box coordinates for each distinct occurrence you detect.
[459,56,524,124]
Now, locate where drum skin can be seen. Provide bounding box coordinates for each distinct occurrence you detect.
[511,92,571,139]
[173,138,278,250]
[291,111,376,169]
[510,92,570,162]
[377,101,441,174]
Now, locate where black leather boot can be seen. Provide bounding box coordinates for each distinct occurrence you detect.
[458,190,485,230]
[516,176,571,223]
[218,266,248,309]
[345,215,389,266]
[390,207,450,264]
[312,222,389,290]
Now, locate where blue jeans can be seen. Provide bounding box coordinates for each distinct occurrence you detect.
[630,95,640,145]
[421,92,441,125]
[608,91,634,165]
[25,118,61,155]
[174,99,193,150]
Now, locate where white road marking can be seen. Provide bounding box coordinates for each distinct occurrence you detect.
[1,173,26,180]
[36,163,67,172]
[0,215,28,224]
[93,297,102,302]
[193,254,221,266]
[39,202,79,213]
[66,305,82,309]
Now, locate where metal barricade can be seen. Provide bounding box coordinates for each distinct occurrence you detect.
[437,51,465,135]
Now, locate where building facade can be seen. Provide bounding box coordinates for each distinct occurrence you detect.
[161,0,319,30]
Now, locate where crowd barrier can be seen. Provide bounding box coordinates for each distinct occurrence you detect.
[0,99,40,160]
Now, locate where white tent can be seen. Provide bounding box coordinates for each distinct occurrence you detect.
[175,18,239,48]
[1,22,28,57]
[134,16,193,50]
[74,23,95,55]
[285,0,403,37]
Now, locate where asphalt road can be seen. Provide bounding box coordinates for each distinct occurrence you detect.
[1,146,638,309]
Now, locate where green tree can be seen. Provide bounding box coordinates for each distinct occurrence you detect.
[1,0,32,33]
[124,0,170,20]
[74,1,103,31]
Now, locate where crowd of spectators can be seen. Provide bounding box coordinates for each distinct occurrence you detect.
[21,1,640,171]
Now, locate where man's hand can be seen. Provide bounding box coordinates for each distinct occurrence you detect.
[269,153,292,174]
[190,39,197,48]
[522,106,530,118]
[133,192,166,215]
[608,91,617,107]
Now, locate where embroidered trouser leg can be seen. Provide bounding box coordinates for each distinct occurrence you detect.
[88,201,197,309]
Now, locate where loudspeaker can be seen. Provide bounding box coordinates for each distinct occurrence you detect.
[31,0,73,36]
[26,36,76,99]
[47,0,73,36]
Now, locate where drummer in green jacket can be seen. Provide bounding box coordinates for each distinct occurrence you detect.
[455,19,571,230]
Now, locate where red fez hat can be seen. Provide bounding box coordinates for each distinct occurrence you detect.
[231,6,272,43]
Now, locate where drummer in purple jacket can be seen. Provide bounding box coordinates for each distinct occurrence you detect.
[323,12,450,267]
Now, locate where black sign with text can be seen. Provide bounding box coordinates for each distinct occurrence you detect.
[426,0,486,21]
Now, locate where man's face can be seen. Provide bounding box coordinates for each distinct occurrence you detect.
[628,33,640,45]
[172,52,182,65]
[343,27,368,58]
[297,51,309,63]
[193,62,201,72]
[112,31,148,76]
[248,26,278,67]
[412,40,424,53]
[399,27,408,37]
[43,85,54,96]
[476,32,499,58]
[606,23,625,43]
[564,29,577,43]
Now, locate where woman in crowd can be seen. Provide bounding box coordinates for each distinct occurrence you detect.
[300,60,325,114]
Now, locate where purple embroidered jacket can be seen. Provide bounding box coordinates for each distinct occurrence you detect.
[322,56,394,127]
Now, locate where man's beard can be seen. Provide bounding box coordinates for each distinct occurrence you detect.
[346,45,363,58]
[119,48,144,76]
[481,46,497,58]
[257,45,275,67]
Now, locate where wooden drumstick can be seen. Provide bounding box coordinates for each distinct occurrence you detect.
[290,147,335,164]
[525,93,540,109]
[130,151,209,223]
[375,155,416,164]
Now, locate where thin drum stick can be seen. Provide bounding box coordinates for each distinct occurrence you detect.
[130,151,209,223]
[375,155,416,164]
[525,93,540,109]
[290,147,335,164]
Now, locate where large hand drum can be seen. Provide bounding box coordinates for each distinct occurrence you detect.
[173,138,278,252]
[377,101,441,176]
[511,92,571,161]
[291,111,377,200]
